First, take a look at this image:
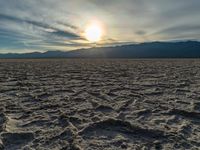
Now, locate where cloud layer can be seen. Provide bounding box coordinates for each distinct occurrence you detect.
[0,0,200,53]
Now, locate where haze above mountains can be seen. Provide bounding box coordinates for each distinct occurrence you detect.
[0,41,200,58]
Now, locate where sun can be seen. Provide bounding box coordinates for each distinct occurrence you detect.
[85,22,103,43]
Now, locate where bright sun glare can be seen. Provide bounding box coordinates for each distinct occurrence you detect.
[85,22,103,43]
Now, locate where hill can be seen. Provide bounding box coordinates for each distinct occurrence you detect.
[0,41,200,58]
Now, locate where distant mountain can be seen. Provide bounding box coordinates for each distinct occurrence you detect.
[1,41,200,58]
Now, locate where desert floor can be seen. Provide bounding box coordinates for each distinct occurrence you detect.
[0,59,200,150]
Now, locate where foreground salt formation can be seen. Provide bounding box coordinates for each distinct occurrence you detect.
[0,59,200,150]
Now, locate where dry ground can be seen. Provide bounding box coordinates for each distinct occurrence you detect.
[0,59,200,150]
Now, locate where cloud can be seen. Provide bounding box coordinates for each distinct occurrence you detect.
[0,13,81,38]
[155,25,200,35]
[0,0,200,52]
[51,30,80,39]
[135,31,146,35]
[0,12,83,52]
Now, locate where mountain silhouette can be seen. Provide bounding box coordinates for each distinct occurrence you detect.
[0,41,200,58]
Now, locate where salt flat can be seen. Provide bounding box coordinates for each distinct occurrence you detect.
[0,59,200,150]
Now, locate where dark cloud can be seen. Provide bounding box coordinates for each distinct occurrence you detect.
[52,30,80,39]
[154,25,200,36]
[0,14,80,39]
[135,30,146,35]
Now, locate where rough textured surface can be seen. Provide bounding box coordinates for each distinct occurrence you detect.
[0,59,200,150]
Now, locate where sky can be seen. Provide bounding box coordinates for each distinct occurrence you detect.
[0,0,200,53]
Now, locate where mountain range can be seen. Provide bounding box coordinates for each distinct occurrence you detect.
[0,41,200,58]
